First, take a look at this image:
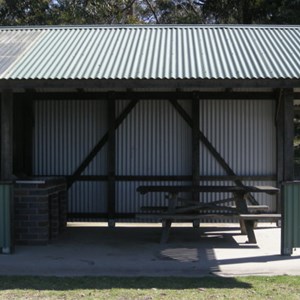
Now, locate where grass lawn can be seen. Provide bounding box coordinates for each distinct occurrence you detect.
[0,276,300,300]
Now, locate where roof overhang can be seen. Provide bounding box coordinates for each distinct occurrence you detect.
[1,78,300,91]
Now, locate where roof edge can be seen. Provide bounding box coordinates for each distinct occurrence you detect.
[1,24,300,31]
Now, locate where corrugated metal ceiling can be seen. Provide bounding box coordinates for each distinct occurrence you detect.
[0,25,299,80]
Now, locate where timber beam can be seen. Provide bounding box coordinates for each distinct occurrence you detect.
[107,96,116,221]
[17,91,278,101]
[1,78,300,90]
[35,175,277,182]
[192,96,200,202]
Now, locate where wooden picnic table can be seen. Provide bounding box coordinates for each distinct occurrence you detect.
[136,185,280,244]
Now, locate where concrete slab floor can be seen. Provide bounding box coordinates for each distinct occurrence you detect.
[0,222,300,277]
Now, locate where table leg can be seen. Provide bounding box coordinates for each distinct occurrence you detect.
[160,192,177,243]
[243,220,256,244]
[235,192,257,244]
[239,219,247,235]
[192,220,200,228]
[160,220,172,243]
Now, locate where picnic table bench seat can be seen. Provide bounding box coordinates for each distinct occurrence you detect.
[137,184,280,244]
[141,204,270,212]
[239,213,281,221]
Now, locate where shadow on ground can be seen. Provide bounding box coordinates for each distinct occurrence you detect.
[1,224,299,277]
[0,275,252,290]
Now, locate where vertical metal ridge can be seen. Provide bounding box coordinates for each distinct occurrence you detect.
[199,99,276,177]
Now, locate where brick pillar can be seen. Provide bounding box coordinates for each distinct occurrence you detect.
[14,184,49,245]
[14,178,67,245]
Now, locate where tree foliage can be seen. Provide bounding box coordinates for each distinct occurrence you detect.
[0,0,55,25]
[0,0,299,25]
[202,0,300,24]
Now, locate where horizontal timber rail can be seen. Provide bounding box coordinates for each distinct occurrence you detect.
[239,214,281,221]
[68,213,135,219]
[137,213,239,220]
[33,175,277,182]
[15,91,279,101]
[2,78,300,90]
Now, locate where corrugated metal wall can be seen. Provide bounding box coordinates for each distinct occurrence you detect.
[33,100,108,214]
[199,100,276,176]
[33,98,277,217]
[116,100,192,214]
[116,100,192,176]
[197,99,277,211]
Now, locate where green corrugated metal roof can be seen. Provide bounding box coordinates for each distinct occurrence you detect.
[0,24,300,80]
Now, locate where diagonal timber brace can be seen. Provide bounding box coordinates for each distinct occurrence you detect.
[67,99,139,189]
[169,99,259,205]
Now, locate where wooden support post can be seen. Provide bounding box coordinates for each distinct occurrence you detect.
[192,96,200,204]
[283,89,294,182]
[13,94,34,177]
[275,90,283,230]
[107,97,116,226]
[276,89,284,187]
[279,89,294,255]
[23,98,34,175]
[276,89,294,213]
[13,98,24,175]
[1,90,14,180]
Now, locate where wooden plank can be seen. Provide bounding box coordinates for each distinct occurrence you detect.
[13,97,24,175]
[67,212,135,219]
[160,220,172,243]
[175,204,237,213]
[137,185,279,194]
[279,89,294,252]
[252,185,280,192]
[192,97,200,202]
[116,175,192,181]
[18,91,277,101]
[239,214,281,220]
[276,89,284,186]
[32,174,277,181]
[12,93,34,176]
[1,89,14,180]
[140,206,168,212]
[234,193,256,243]
[231,205,269,211]
[136,213,239,222]
[138,214,238,220]
[160,192,178,243]
[282,89,294,181]
[275,89,284,224]
[23,97,34,175]
[67,99,139,189]
[141,205,268,213]
[1,78,300,90]
[115,175,276,181]
[107,97,116,221]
